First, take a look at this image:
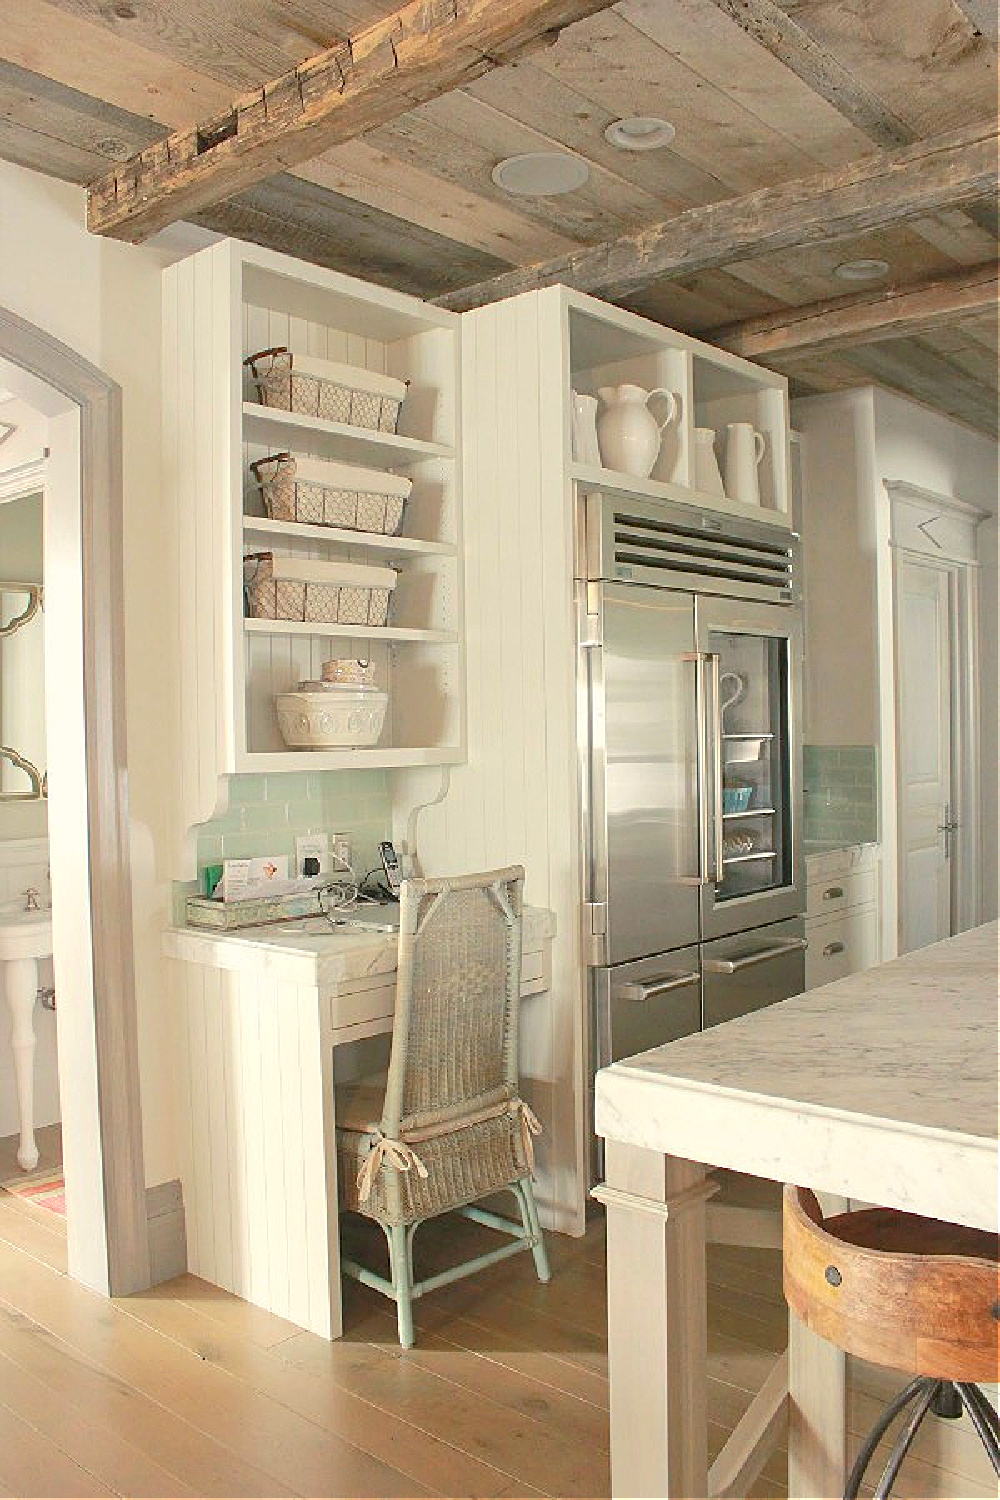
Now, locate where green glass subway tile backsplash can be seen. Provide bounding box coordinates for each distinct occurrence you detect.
[803,745,878,846]
[195,770,390,877]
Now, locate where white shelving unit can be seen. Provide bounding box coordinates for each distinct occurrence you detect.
[567,290,791,525]
[162,239,464,833]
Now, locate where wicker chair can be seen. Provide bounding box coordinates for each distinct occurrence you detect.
[336,865,551,1348]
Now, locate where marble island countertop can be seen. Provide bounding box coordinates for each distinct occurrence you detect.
[164,903,556,991]
[596,921,998,1232]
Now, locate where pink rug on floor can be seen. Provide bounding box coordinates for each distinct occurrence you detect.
[1,1166,66,1217]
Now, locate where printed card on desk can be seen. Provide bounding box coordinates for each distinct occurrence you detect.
[221,855,289,902]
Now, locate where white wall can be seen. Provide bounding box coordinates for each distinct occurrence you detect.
[793,389,879,746]
[0,160,178,1189]
[978,514,998,920]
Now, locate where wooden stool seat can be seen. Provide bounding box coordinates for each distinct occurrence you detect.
[783,1185,1000,1498]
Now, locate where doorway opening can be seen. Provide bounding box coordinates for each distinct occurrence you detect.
[0,305,149,1296]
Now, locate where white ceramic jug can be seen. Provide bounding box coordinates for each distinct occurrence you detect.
[693,427,725,497]
[596,383,680,479]
[570,390,601,467]
[724,422,766,506]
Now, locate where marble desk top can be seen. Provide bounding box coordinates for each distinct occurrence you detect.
[596,922,999,1232]
[164,903,556,992]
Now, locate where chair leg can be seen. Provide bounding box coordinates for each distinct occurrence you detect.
[871,1380,940,1500]
[844,1377,930,1499]
[387,1221,415,1349]
[514,1177,551,1283]
[957,1383,1000,1474]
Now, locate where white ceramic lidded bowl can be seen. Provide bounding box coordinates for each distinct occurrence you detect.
[275,685,388,748]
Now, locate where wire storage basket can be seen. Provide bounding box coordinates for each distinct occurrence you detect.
[243,347,408,433]
[243,552,397,628]
[249,452,412,536]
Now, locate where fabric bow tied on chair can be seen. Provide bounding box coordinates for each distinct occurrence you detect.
[515,1099,542,1176]
[357,1131,429,1202]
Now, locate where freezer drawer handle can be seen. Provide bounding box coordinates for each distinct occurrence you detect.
[703,936,808,974]
[823,886,844,899]
[614,970,701,1003]
[823,941,846,956]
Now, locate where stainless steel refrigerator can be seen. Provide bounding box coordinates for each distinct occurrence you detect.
[576,489,807,1107]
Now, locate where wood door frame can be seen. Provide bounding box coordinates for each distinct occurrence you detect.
[886,480,985,951]
[0,303,149,1296]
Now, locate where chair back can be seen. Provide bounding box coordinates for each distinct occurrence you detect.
[381,866,524,1139]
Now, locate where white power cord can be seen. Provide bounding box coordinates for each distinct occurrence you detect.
[316,851,359,923]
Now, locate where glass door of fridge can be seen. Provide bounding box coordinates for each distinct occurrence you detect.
[696,596,803,940]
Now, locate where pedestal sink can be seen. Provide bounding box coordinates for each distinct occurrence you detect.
[0,901,53,1171]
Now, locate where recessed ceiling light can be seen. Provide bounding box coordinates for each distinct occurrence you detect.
[604,117,676,151]
[491,152,590,197]
[834,258,890,282]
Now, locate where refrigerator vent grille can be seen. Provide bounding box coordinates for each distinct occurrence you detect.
[613,510,795,598]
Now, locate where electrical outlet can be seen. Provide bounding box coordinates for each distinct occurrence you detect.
[295,833,330,879]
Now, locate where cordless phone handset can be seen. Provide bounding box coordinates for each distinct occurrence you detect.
[378,840,402,894]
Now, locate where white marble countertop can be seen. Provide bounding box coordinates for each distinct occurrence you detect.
[164,903,556,990]
[595,922,998,1232]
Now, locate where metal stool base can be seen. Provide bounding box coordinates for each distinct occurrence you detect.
[844,1378,1000,1499]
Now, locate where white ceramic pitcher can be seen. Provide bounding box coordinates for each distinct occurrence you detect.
[693,427,725,497]
[596,383,680,479]
[570,390,601,467]
[724,422,766,506]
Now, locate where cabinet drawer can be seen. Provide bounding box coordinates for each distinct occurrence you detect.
[806,866,877,919]
[805,905,878,989]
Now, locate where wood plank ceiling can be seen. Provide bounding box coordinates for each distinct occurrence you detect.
[2,0,997,435]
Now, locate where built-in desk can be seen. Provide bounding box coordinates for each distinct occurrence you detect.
[594,921,998,1499]
[164,906,555,1338]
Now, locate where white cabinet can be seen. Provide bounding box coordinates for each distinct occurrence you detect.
[805,846,880,989]
[162,239,464,835]
[567,290,792,526]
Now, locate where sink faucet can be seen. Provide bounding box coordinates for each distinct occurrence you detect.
[24,888,39,911]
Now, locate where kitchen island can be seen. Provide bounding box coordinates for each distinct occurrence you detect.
[594,920,998,1499]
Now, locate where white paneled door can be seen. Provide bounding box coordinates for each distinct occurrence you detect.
[896,556,953,952]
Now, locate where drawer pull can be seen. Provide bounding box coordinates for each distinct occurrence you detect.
[823,886,844,900]
[823,941,846,957]
[614,970,700,1003]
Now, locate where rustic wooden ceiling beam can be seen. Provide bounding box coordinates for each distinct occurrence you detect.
[710,263,1000,360]
[86,0,615,243]
[437,120,1000,312]
[705,0,914,149]
[950,0,999,44]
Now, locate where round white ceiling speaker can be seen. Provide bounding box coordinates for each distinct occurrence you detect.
[604,117,677,151]
[833,258,891,281]
[491,152,590,196]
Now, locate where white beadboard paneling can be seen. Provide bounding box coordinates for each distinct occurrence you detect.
[238,971,272,1314]
[257,977,291,1321]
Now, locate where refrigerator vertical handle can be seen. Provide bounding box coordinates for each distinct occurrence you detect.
[693,653,710,886]
[708,652,725,884]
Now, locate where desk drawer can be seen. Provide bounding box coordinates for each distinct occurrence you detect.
[806,905,878,989]
[806,867,876,920]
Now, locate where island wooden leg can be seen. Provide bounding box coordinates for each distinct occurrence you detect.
[595,1143,712,1498]
[788,1306,847,1497]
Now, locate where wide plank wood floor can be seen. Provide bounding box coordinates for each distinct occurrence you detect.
[0,1134,993,1498]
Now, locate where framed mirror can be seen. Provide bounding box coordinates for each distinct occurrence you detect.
[1,581,46,800]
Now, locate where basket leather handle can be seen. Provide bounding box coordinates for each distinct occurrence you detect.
[248,451,292,479]
[242,345,289,367]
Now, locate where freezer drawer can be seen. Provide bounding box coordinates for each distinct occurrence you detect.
[593,945,701,1069]
[701,916,806,1030]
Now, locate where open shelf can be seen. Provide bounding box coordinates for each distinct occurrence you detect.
[570,461,788,528]
[237,745,463,773]
[243,403,454,466]
[242,516,455,558]
[244,618,456,645]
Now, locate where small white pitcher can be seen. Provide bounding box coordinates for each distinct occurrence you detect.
[724,423,766,506]
[570,390,601,467]
[597,384,680,479]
